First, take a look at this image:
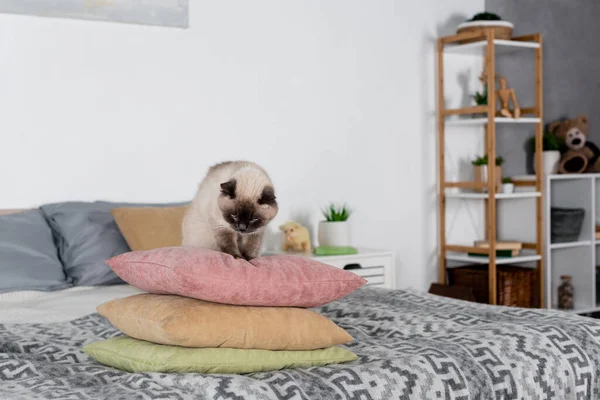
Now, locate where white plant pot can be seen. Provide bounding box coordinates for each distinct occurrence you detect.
[318,221,350,247]
[534,151,561,175]
[502,183,515,194]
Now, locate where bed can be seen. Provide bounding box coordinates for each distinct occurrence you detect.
[2,285,600,399]
[2,204,600,399]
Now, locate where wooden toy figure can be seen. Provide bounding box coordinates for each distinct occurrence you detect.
[478,56,521,119]
[496,77,521,119]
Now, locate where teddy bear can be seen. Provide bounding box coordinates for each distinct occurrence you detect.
[549,114,600,174]
[279,221,311,253]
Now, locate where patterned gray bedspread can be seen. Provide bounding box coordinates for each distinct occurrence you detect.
[2,287,600,400]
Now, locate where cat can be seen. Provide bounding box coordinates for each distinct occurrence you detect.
[182,161,278,260]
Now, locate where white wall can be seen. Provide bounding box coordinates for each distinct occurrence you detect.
[0,0,483,291]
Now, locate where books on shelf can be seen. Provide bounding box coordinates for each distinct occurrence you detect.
[468,249,519,258]
[469,240,522,258]
[474,240,522,250]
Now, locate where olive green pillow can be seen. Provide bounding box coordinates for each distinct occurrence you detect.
[83,336,358,374]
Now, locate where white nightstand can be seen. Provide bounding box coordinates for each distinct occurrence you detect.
[264,248,396,289]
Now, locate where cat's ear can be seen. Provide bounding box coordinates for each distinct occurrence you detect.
[220,179,237,198]
[258,186,276,206]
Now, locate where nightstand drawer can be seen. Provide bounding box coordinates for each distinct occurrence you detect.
[347,266,384,278]
[364,275,385,285]
[319,256,391,271]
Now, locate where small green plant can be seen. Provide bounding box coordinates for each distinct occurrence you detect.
[502,177,512,184]
[322,203,351,222]
[473,84,488,105]
[528,130,562,152]
[472,154,503,166]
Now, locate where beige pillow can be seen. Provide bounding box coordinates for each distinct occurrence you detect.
[97,294,353,350]
[111,206,188,251]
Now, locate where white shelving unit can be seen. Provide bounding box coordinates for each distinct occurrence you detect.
[545,174,600,314]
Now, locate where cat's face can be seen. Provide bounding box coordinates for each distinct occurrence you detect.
[218,179,278,234]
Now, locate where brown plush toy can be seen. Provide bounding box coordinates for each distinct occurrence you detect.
[549,115,600,174]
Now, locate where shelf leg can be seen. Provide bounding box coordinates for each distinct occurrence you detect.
[486,30,498,305]
[535,33,544,308]
[437,38,447,284]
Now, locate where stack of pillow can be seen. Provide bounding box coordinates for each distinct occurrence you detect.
[83,206,367,374]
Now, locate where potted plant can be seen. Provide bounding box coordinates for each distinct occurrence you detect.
[318,203,351,247]
[456,12,514,44]
[502,177,514,194]
[473,85,487,106]
[528,130,562,174]
[472,154,503,192]
[471,85,488,118]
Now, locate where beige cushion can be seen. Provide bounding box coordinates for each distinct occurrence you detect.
[111,206,188,251]
[97,294,353,350]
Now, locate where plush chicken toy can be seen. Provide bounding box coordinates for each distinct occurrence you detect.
[279,221,311,254]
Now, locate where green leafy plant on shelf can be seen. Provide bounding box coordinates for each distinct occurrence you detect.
[502,177,512,184]
[528,130,563,152]
[473,84,488,105]
[472,154,504,166]
[322,203,352,222]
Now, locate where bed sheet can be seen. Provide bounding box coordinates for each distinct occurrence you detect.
[0,285,143,323]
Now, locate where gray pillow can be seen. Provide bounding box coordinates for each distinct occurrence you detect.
[40,201,188,286]
[0,210,71,293]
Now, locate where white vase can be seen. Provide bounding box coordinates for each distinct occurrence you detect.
[534,151,561,174]
[502,183,515,194]
[318,221,350,247]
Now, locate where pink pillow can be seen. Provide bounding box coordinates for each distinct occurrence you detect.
[106,247,366,307]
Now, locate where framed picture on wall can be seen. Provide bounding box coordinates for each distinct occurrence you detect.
[0,0,189,28]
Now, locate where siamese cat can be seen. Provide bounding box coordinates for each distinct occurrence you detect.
[182,161,278,260]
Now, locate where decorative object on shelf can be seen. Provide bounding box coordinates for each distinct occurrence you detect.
[473,69,521,119]
[528,129,562,174]
[596,225,600,240]
[318,204,351,247]
[447,264,536,307]
[549,115,600,174]
[279,221,311,254]
[478,52,521,119]
[473,85,487,106]
[456,12,514,44]
[313,246,358,256]
[502,177,514,193]
[472,154,503,192]
[550,207,585,243]
[557,275,574,310]
[496,77,521,119]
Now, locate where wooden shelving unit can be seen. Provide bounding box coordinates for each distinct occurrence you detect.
[437,31,544,306]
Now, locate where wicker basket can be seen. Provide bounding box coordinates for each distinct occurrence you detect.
[456,21,514,44]
[551,207,585,243]
[447,264,536,307]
